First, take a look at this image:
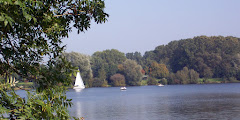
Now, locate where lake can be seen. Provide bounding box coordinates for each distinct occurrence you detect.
[14,83,240,120]
[67,83,240,120]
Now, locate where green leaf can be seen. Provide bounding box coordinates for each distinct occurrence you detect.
[14,0,20,5]
[33,17,37,24]
[0,104,8,114]
[35,99,44,106]
[0,15,4,21]
[24,14,32,21]
[4,20,8,26]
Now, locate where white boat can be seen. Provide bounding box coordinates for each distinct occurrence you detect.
[120,87,127,90]
[73,71,85,89]
[158,84,164,87]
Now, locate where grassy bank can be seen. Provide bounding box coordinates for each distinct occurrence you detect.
[142,78,239,85]
[141,80,148,86]
[16,82,34,89]
[198,78,223,84]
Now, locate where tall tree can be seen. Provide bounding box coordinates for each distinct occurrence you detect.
[92,67,108,87]
[150,61,169,79]
[126,51,143,65]
[122,59,143,86]
[174,67,199,84]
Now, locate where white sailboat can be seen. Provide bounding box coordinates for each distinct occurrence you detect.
[73,71,85,89]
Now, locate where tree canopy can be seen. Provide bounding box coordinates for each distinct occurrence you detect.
[141,36,240,81]
[122,59,143,86]
[0,0,108,119]
[91,49,126,82]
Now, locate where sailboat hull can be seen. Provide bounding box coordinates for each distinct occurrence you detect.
[73,86,85,89]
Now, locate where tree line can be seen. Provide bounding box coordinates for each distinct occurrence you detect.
[63,50,143,87]
[64,36,240,87]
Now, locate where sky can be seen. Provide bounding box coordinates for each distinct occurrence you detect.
[63,0,240,56]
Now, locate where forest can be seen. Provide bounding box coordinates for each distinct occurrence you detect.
[64,36,240,87]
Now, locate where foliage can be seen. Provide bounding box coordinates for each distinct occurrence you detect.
[160,78,168,85]
[237,70,240,80]
[149,61,169,79]
[200,78,223,84]
[117,64,124,74]
[91,67,107,87]
[0,84,74,119]
[0,0,108,79]
[122,59,143,86]
[92,78,102,87]
[142,36,240,81]
[63,52,93,87]
[110,74,126,87]
[0,0,108,119]
[170,67,199,84]
[141,58,155,75]
[91,49,126,83]
[16,82,34,89]
[168,73,179,84]
[126,52,143,66]
[92,77,107,87]
[147,77,157,85]
[141,79,148,86]
[97,67,107,87]
[59,36,240,86]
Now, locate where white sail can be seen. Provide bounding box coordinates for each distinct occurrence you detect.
[73,71,85,89]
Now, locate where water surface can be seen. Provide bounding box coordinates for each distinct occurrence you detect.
[67,83,240,120]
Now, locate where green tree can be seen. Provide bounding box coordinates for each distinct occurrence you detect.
[175,67,189,84]
[122,59,143,86]
[236,70,240,80]
[92,67,107,87]
[174,67,199,84]
[202,67,213,82]
[0,0,108,119]
[189,69,200,84]
[147,77,157,85]
[0,84,73,119]
[150,61,169,79]
[168,73,180,84]
[98,67,107,81]
[143,36,240,81]
[160,78,168,85]
[63,52,93,87]
[91,49,126,83]
[126,51,143,66]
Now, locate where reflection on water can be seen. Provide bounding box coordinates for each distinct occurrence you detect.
[67,83,240,120]
[72,102,82,118]
[74,89,84,92]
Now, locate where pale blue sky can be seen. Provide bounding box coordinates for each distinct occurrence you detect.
[63,0,240,55]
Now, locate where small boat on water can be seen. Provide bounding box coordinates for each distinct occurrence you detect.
[73,70,85,90]
[158,84,164,87]
[120,87,127,90]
